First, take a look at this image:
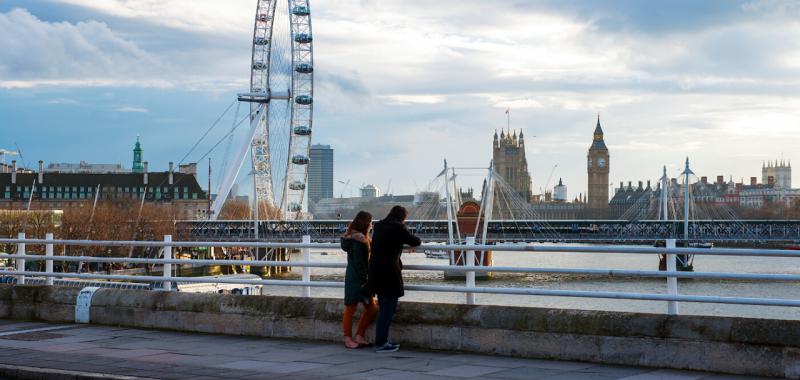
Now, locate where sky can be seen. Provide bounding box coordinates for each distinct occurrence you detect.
[1,0,800,201]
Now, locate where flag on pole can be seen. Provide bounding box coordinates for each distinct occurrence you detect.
[505,108,509,114]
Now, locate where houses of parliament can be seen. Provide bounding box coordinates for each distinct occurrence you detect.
[492,116,610,219]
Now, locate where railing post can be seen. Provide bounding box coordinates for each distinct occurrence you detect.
[466,236,476,305]
[16,232,25,285]
[302,235,311,297]
[45,233,54,286]
[163,235,172,291]
[666,238,679,315]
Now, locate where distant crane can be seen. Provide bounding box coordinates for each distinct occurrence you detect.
[336,179,352,198]
[14,143,28,170]
[539,164,558,196]
[0,149,18,167]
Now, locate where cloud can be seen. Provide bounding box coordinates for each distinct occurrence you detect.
[115,106,148,113]
[380,95,446,105]
[52,0,251,34]
[0,8,162,88]
[4,1,800,196]
[46,98,80,105]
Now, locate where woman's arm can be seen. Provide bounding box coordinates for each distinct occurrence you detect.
[352,242,369,283]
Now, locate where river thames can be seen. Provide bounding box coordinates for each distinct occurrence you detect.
[258,245,800,321]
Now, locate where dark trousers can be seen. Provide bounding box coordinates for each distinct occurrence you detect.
[374,294,399,347]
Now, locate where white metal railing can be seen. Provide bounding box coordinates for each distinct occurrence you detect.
[1,233,800,315]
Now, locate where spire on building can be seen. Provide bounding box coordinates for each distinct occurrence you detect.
[590,115,607,150]
[594,114,603,135]
[132,135,144,173]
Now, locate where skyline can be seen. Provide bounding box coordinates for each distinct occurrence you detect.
[2,1,800,199]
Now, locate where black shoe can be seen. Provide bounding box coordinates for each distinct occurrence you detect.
[374,342,400,353]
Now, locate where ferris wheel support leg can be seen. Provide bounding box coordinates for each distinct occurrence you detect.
[210,105,265,220]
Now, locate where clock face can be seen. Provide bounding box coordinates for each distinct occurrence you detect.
[598,157,607,168]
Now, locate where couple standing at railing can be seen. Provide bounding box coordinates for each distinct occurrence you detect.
[340,205,421,353]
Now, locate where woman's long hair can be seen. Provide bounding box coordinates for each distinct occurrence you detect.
[345,211,372,241]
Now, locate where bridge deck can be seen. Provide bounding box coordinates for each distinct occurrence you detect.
[181,219,800,243]
[0,320,758,379]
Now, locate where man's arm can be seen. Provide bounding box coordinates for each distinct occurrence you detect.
[402,225,422,247]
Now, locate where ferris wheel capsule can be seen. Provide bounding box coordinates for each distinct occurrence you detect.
[289,181,306,190]
[293,125,311,135]
[294,33,312,43]
[292,6,310,16]
[291,155,309,165]
[295,63,313,73]
[295,95,313,105]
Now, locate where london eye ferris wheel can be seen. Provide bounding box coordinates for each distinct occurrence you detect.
[211,0,314,220]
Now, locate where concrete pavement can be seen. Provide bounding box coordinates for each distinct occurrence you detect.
[0,320,771,380]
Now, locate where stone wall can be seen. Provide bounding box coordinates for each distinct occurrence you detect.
[0,284,797,378]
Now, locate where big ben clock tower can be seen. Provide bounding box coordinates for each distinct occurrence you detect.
[587,115,610,217]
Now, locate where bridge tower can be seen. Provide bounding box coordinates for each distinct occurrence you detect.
[587,115,610,218]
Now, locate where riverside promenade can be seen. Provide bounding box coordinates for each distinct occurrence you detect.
[0,284,797,378]
[0,320,762,380]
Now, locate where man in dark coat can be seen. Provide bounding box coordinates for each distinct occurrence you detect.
[368,206,421,352]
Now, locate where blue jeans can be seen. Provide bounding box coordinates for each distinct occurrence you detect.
[374,294,399,347]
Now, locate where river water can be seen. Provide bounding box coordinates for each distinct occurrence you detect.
[261,245,800,320]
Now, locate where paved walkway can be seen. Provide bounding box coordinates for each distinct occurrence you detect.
[0,320,769,380]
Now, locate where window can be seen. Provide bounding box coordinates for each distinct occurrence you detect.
[192,193,197,199]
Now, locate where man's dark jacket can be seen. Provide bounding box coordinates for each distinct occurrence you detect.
[368,219,421,298]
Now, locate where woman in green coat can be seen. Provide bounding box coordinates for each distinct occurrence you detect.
[340,211,378,349]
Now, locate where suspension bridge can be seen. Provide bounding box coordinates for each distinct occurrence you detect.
[179,219,800,244]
